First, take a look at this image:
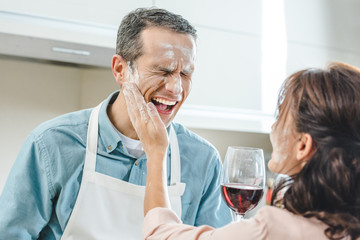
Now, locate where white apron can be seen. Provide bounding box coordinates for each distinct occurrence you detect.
[61,103,186,240]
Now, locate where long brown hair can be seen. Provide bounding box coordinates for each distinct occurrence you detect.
[271,62,360,239]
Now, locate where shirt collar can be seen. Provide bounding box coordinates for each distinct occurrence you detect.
[98,91,122,153]
[97,91,174,154]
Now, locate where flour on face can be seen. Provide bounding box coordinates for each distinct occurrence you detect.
[126,61,140,85]
[159,43,196,74]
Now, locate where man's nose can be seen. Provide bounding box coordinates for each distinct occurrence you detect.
[165,75,183,94]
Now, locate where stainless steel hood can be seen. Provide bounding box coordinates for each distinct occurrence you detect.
[0,10,117,68]
[0,32,115,68]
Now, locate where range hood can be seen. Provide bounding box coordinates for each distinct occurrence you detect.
[0,11,116,68]
[0,32,115,68]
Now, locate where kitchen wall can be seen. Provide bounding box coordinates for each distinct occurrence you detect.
[0,56,272,193]
[0,57,79,192]
[1,0,360,205]
[3,0,359,135]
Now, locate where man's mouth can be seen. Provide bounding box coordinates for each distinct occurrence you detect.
[151,97,177,113]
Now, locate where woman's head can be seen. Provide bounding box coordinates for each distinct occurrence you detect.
[269,62,360,175]
[268,109,313,176]
[271,62,360,239]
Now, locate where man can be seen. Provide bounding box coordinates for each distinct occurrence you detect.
[0,8,231,239]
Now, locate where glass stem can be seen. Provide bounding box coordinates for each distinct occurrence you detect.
[231,211,245,222]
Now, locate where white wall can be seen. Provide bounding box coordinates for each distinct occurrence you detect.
[80,66,119,108]
[0,57,82,192]
[0,58,119,193]
[0,56,272,193]
[2,0,360,133]
[1,0,360,199]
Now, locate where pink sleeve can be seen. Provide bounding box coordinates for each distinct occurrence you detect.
[143,208,214,240]
[143,207,267,240]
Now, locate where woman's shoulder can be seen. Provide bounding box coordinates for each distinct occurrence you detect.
[254,206,328,239]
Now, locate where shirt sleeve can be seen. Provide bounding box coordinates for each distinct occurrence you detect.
[0,132,54,239]
[143,207,268,240]
[194,151,232,227]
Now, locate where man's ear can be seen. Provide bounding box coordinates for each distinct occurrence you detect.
[112,54,128,86]
[296,133,314,162]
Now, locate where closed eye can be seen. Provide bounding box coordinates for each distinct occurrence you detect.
[181,72,189,77]
[156,67,172,77]
[163,70,172,76]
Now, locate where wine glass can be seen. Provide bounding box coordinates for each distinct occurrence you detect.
[221,146,266,221]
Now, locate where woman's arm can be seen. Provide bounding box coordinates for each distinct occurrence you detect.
[122,82,271,240]
[122,82,170,215]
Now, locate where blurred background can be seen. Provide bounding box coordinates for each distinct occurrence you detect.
[1,0,359,215]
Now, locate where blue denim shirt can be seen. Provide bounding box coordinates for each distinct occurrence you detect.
[0,91,231,239]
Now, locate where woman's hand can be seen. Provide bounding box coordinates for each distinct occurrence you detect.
[122,82,171,215]
[122,82,169,161]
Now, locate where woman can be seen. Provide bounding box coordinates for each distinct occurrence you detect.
[122,62,360,240]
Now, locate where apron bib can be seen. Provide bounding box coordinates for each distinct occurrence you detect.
[61,103,186,240]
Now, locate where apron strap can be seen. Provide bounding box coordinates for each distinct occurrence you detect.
[169,125,181,185]
[83,102,103,172]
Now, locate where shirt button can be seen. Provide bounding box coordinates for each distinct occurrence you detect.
[108,146,112,151]
[135,161,139,166]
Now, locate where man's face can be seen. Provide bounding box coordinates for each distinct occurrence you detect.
[126,27,196,127]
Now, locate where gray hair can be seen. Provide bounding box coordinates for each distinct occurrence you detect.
[116,8,197,69]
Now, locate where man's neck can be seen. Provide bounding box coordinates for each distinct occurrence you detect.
[107,92,139,140]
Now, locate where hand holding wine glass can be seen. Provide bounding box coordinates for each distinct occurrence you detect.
[221,146,266,221]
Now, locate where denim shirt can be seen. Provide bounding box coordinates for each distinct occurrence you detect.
[0,91,231,239]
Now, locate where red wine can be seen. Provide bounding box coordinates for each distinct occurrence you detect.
[221,183,264,214]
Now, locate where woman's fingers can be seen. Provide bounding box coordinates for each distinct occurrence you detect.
[123,82,169,161]
[147,102,165,130]
[122,83,137,124]
[123,82,149,124]
[123,82,167,141]
[129,83,149,123]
